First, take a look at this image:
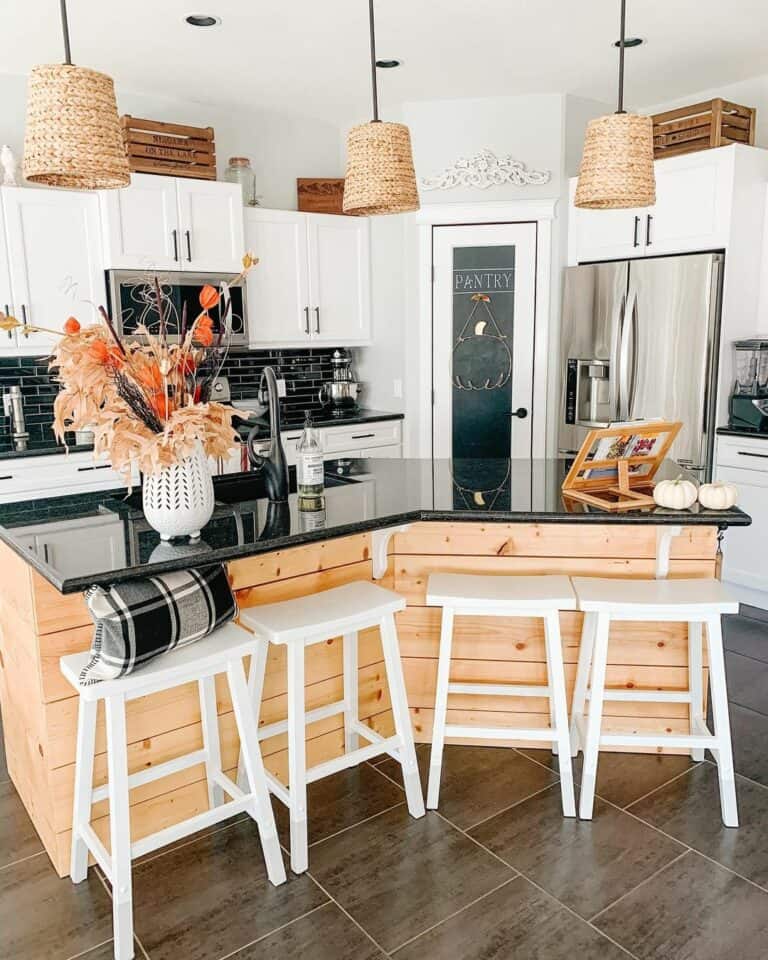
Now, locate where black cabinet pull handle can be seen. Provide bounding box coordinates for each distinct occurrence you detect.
[507,407,528,419]
[77,464,112,472]
[646,214,653,246]
[172,229,179,262]
[185,230,192,262]
[314,306,320,334]
[352,433,375,440]
[304,306,310,335]
[737,450,768,459]
[633,216,641,248]
[3,305,11,340]
[285,435,302,441]
[0,474,13,481]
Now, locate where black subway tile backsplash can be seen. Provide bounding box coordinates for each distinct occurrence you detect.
[0,347,345,453]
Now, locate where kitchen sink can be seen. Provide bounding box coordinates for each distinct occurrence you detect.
[211,467,354,505]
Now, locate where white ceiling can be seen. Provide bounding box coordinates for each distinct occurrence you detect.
[4,0,768,123]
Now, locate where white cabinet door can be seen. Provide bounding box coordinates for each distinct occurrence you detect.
[18,515,126,576]
[308,215,371,343]
[716,463,768,594]
[568,179,645,264]
[3,187,105,351]
[245,210,310,346]
[177,179,244,273]
[0,201,16,351]
[648,158,731,255]
[100,173,180,270]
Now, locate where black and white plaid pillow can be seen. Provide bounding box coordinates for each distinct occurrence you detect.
[80,565,238,685]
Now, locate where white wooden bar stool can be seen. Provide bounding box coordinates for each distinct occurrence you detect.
[570,577,740,825]
[61,623,286,960]
[239,580,425,874]
[426,573,577,817]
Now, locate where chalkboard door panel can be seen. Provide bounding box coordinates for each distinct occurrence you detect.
[432,223,537,460]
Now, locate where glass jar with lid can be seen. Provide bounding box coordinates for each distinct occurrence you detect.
[224,156,257,206]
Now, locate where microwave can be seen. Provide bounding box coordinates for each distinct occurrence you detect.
[107,270,248,347]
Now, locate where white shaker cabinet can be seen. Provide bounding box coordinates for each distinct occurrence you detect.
[568,145,737,265]
[100,174,244,273]
[0,202,16,352]
[246,208,371,347]
[2,186,105,352]
[244,209,310,343]
[308,215,371,344]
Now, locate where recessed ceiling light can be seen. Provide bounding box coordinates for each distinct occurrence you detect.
[613,37,644,48]
[376,59,403,69]
[185,14,221,27]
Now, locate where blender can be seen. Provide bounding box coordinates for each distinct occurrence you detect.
[728,339,768,432]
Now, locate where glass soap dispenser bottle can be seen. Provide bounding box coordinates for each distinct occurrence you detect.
[297,409,324,510]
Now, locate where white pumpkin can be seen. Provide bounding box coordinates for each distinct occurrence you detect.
[698,481,738,510]
[653,475,698,510]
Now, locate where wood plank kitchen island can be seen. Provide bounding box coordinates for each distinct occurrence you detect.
[0,458,749,876]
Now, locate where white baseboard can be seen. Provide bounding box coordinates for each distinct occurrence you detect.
[722,579,768,613]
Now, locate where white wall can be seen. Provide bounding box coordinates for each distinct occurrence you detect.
[0,73,343,210]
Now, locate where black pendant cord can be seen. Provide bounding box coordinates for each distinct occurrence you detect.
[616,0,627,114]
[60,0,73,65]
[368,0,380,122]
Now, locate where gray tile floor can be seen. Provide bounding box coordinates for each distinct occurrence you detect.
[1,611,767,960]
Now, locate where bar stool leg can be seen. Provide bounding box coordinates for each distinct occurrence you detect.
[343,631,359,754]
[380,614,425,819]
[687,621,705,762]
[544,612,576,817]
[199,677,224,808]
[227,658,287,885]
[427,606,454,810]
[105,694,134,960]
[70,697,98,883]
[570,612,597,757]
[705,615,739,827]
[237,639,269,792]
[579,612,610,820]
[287,642,309,873]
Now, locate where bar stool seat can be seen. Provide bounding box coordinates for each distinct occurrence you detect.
[570,577,740,826]
[61,622,286,960]
[425,573,577,817]
[239,580,425,874]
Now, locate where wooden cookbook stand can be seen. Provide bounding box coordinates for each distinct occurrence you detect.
[561,421,682,512]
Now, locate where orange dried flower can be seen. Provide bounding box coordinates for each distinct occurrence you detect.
[63,317,81,335]
[195,326,214,347]
[88,340,110,364]
[199,284,220,310]
[136,363,163,392]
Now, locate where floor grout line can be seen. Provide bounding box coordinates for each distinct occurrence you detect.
[388,875,519,955]
[623,761,705,810]
[94,862,152,960]
[432,807,640,959]
[305,870,392,958]
[587,849,691,924]
[602,794,768,896]
[215,901,332,960]
[464,780,560,833]
[306,800,407,851]
[724,647,768,668]
[0,849,46,873]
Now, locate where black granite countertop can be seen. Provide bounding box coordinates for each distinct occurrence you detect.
[716,426,768,440]
[0,457,749,594]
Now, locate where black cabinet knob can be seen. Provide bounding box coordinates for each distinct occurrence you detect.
[508,407,528,419]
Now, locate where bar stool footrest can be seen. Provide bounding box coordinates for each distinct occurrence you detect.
[306,736,401,784]
[448,682,551,698]
[444,724,556,742]
[257,699,346,741]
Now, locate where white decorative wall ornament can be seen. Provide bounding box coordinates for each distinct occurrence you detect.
[420,149,551,191]
[0,146,19,186]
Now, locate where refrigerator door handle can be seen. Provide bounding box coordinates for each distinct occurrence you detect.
[610,293,626,420]
[618,291,635,419]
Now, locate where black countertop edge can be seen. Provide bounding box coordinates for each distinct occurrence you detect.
[5,505,749,596]
[716,426,768,440]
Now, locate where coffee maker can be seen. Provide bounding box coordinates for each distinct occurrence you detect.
[729,339,768,432]
[318,349,362,414]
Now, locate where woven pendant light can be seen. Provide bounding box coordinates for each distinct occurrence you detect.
[23,0,130,190]
[343,0,419,215]
[574,0,655,209]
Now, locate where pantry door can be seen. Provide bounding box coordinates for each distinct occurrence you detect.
[432,222,536,462]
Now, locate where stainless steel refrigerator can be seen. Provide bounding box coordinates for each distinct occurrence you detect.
[557,253,724,481]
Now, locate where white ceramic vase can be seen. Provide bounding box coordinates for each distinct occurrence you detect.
[142,441,214,541]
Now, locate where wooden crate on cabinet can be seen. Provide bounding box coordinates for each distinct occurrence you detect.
[121,116,217,180]
[652,99,755,160]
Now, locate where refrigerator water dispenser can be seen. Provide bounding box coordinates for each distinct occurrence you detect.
[565,358,612,427]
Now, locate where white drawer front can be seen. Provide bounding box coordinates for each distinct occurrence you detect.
[323,421,402,454]
[716,435,768,472]
[0,453,132,503]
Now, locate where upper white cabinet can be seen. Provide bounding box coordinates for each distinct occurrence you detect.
[100,173,244,273]
[2,186,105,352]
[0,202,16,353]
[568,145,736,264]
[246,208,371,347]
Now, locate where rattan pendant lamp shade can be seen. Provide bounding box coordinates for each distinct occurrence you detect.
[343,0,419,215]
[23,0,130,190]
[574,0,655,209]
